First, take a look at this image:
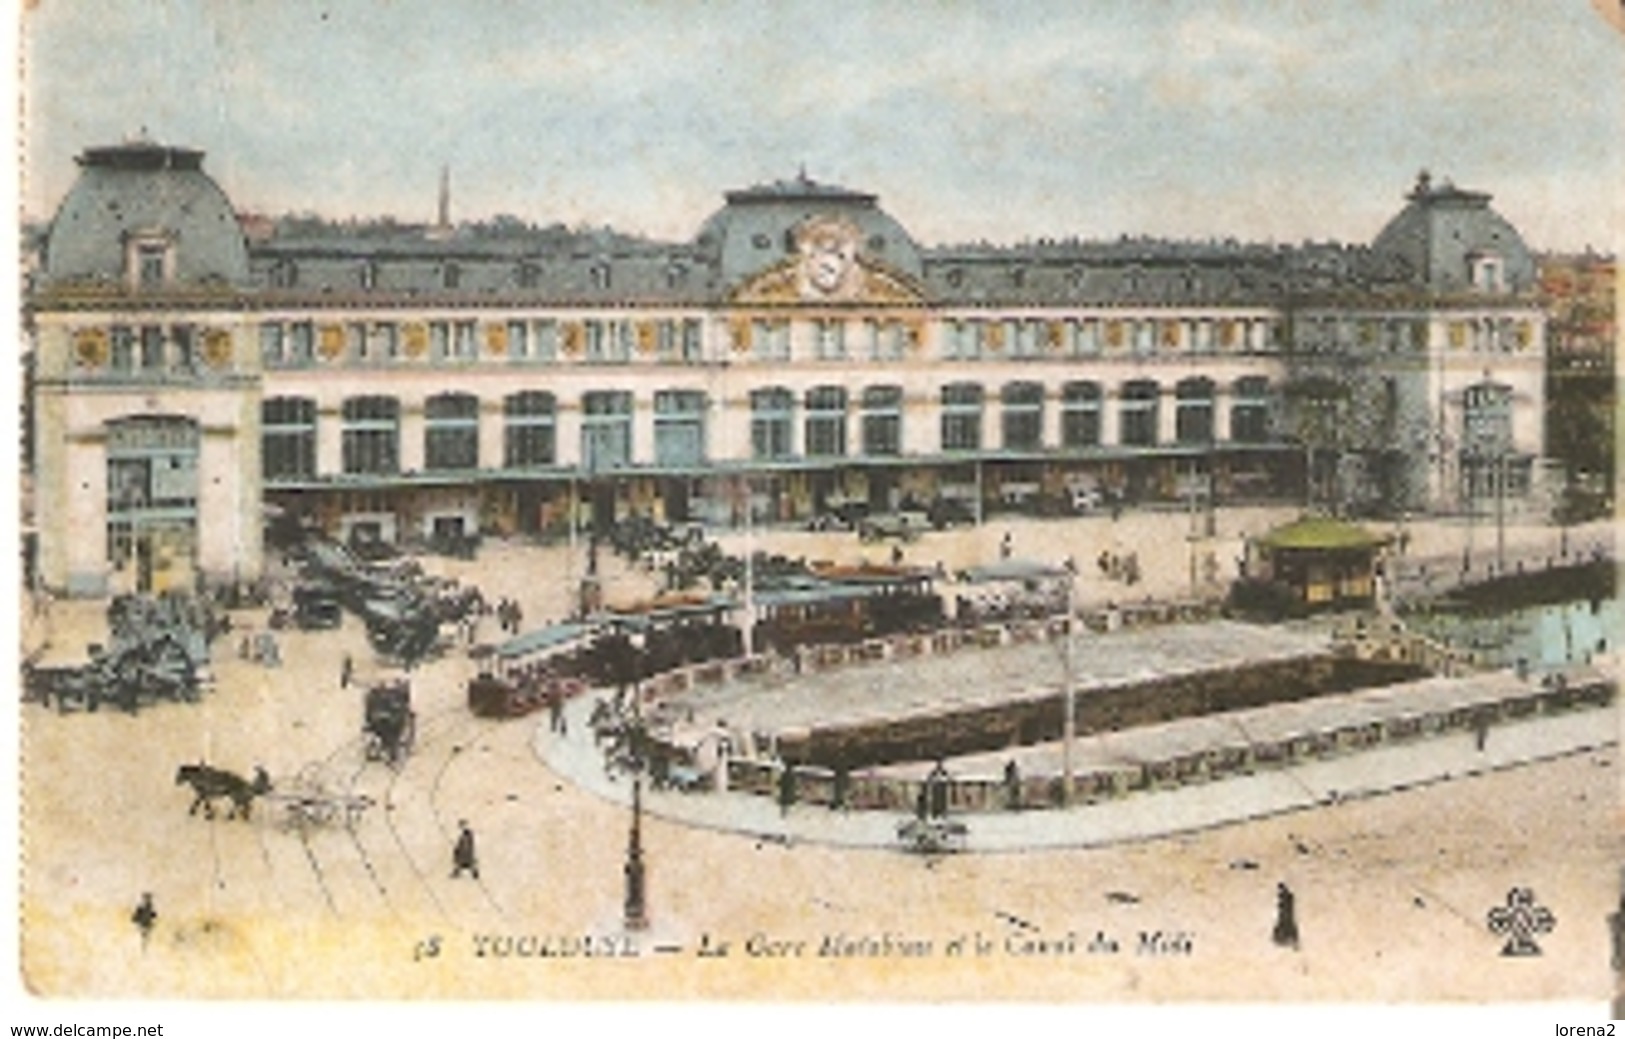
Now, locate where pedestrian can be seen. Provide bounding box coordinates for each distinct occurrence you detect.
[1473,712,1490,752]
[549,691,565,735]
[1000,531,1013,560]
[131,892,157,950]
[1273,882,1299,949]
[891,544,904,567]
[1004,758,1022,811]
[452,820,479,879]
[777,762,797,817]
[926,758,951,819]
[340,653,353,690]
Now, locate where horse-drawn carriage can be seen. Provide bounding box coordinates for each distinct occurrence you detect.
[363,679,416,765]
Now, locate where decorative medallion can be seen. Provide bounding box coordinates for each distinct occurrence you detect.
[635,320,657,356]
[1448,321,1468,350]
[1515,320,1534,350]
[560,322,585,356]
[983,321,1005,352]
[317,324,345,360]
[402,323,429,358]
[1104,319,1125,350]
[1160,320,1181,349]
[484,323,508,356]
[730,316,752,354]
[1219,319,1239,349]
[904,318,926,353]
[202,328,233,368]
[1046,320,1066,351]
[73,328,109,369]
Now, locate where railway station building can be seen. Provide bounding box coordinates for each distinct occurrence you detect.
[25,140,1549,597]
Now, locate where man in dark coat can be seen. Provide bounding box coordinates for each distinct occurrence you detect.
[131,892,157,950]
[1273,882,1299,949]
[452,820,479,879]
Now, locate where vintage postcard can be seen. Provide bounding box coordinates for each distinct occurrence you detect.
[8,0,1623,1028]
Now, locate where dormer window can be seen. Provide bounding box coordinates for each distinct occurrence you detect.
[359,261,378,290]
[442,262,462,290]
[589,262,611,291]
[125,231,175,289]
[270,259,299,289]
[517,262,541,289]
[1469,253,1504,293]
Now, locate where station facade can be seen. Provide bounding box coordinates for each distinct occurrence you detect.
[26,141,1548,596]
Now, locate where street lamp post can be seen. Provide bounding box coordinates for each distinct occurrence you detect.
[1062,558,1077,806]
[621,630,648,932]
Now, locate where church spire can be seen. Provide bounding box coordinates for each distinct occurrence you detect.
[437,164,451,229]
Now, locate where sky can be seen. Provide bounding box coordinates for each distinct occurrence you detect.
[17,1,1625,251]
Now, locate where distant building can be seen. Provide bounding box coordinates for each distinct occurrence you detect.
[1538,250,1616,512]
[25,143,1550,597]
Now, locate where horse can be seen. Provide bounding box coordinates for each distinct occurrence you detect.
[175,763,272,820]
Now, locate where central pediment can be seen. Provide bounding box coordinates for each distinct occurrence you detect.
[729,255,928,305]
[728,215,927,305]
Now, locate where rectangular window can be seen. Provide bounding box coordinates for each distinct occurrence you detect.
[507,321,529,359]
[137,244,166,287]
[171,325,195,372]
[815,320,847,360]
[430,322,450,361]
[289,322,314,364]
[111,326,135,372]
[533,320,558,361]
[139,326,164,370]
[453,321,477,359]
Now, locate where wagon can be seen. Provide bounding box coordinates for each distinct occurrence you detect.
[267,764,374,830]
[363,679,416,766]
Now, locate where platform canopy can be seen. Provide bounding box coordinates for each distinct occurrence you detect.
[1256,517,1387,552]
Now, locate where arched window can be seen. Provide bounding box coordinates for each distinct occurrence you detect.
[940,382,984,452]
[1119,380,1159,447]
[503,391,556,468]
[1175,377,1215,444]
[861,385,904,456]
[425,392,479,470]
[1231,377,1272,443]
[805,386,847,457]
[1061,381,1102,448]
[342,396,400,475]
[1001,381,1044,451]
[655,390,706,468]
[262,397,317,481]
[581,390,632,470]
[750,387,795,460]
